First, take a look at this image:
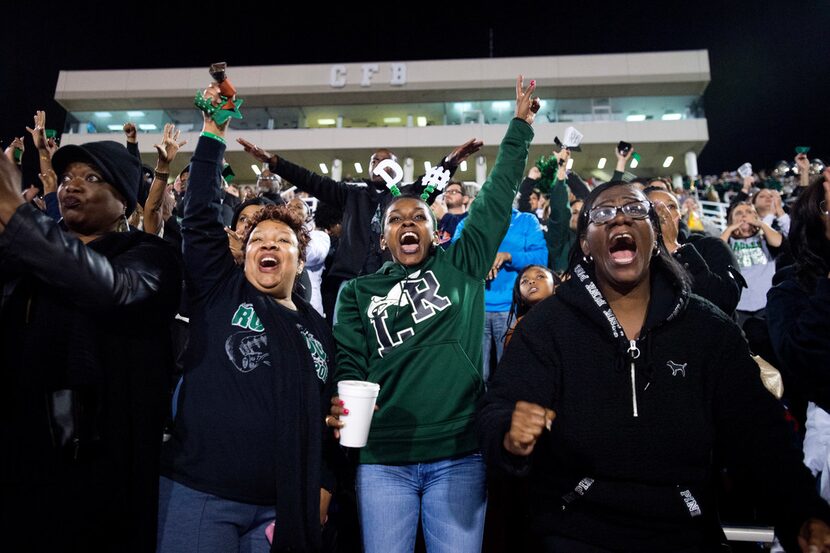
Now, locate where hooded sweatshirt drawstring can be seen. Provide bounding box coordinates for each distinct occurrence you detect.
[627,339,641,417]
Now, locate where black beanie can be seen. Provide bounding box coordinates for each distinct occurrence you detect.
[52,141,141,216]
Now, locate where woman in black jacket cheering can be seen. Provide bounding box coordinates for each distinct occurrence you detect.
[0,136,181,551]
[158,82,335,553]
[478,180,830,552]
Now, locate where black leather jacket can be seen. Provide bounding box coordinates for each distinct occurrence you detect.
[0,203,181,551]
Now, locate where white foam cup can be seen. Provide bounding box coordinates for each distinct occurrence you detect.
[337,380,381,448]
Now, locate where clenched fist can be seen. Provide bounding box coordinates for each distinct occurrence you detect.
[503,400,556,456]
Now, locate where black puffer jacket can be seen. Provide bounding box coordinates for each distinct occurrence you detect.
[478,261,829,552]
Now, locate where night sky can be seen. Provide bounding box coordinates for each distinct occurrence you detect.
[5,2,829,179]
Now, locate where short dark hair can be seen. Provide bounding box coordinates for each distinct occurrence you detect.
[242,204,310,263]
[231,197,276,230]
[314,200,343,231]
[648,177,672,191]
[445,181,465,195]
[727,200,753,225]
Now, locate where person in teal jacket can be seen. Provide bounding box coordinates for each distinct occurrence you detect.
[327,76,538,553]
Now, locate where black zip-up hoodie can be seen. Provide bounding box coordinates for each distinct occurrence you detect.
[478,261,830,552]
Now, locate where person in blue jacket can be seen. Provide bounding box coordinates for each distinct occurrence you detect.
[452,189,547,383]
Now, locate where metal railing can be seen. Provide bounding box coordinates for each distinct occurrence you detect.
[698,200,730,232]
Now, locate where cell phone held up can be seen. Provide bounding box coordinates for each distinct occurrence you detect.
[617,141,632,156]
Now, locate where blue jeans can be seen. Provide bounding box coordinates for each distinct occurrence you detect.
[482,311,509,384]
[356,453,487,553]
[157,476,275,553]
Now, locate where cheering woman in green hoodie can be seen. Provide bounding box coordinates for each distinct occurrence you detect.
[325,76,538,553]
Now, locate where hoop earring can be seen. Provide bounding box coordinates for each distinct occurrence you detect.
[117,213,130,233]
[821,200,829,216]
[582,254,593,264]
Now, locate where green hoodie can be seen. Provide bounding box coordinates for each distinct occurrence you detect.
[333,118,534,464]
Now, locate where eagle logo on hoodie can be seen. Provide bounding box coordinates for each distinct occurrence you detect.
[367,270,451,357]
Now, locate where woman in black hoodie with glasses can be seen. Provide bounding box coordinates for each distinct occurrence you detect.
[478,180,830,553]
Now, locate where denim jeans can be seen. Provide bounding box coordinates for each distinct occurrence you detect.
[482,311,509,384]
[356,453,487,553]
[157,476,275,553]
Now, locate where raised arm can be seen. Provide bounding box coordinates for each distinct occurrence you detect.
[612,143,633,182]
[25,110,58,179]
[795,153,810,190]
[123,122,141,160]
[182,83,238,297]
[237,139,349,207]
[517,167,541,213]
[546,160,572,271]
[144,123,187,235]
[447,76,536,278]
[411,139,482,204]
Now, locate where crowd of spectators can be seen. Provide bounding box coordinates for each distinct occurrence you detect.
[1,74,829,553]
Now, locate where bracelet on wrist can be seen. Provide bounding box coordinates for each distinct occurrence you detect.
[201,131,226,144]
[154,171,170,182]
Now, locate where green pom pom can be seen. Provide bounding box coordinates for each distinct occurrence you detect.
[534,156,559,195]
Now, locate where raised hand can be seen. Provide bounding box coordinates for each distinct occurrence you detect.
[554,147,571,178]
[0,154,25,227]
[615,145,633,163]
[22,185,39,203]
[614,144,633,173]
[225,227,244,264]
[5,137,24,163]
[45,137,58,158]
[654,201,680,253]
[770,189,785,216]
[515,75,540,125]
[503,400,556,456]
[25,111,49,151]
[237,138,277,166]
[123,122,137,143]
[795,153,810,174]
[153,123,188,169]
[446,138,484,168]
[200,83,230,136]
